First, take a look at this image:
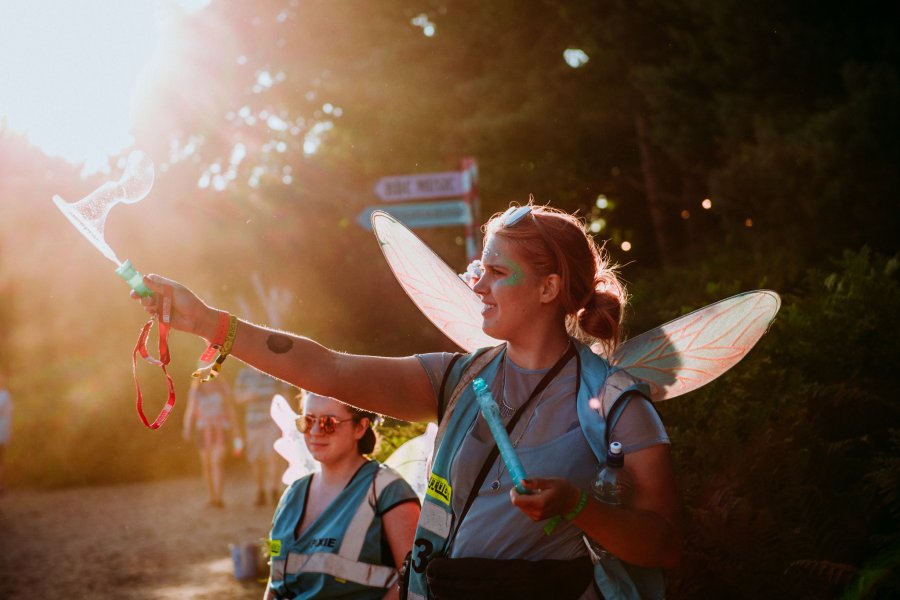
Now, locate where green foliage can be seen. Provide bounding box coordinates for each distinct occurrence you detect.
[651,248,900,598]
[373,419,428,464]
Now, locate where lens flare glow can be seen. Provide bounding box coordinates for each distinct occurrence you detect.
[0,0,211,175]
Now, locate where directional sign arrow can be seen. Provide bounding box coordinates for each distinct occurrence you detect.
[356,200,472,231]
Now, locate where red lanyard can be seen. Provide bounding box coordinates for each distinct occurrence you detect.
[131,287,176,429]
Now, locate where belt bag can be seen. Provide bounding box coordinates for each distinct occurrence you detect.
[425,555,593,600]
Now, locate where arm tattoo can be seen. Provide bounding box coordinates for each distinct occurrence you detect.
[266,334,294,354]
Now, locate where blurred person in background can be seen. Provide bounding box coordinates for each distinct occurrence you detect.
[0,372,12,495]
[234,364,288,507]
[183,372,239,508]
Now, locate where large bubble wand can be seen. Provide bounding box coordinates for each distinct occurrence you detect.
[52,150,155,297]
[52,151,177,429]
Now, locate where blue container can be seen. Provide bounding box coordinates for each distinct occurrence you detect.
[229,542,260,581]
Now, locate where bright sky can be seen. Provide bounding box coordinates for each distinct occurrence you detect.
[0,0,211,175]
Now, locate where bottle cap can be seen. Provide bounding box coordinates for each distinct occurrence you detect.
[606,441,625,468]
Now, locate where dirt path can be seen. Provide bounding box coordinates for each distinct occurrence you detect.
[0,464,276,599]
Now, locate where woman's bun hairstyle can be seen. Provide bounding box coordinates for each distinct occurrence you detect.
[347,405,381,456]
[358,427,378,455]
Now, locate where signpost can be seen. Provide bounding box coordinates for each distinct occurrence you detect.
[373,171,469,202]
[363,158,481,262]
[356,200,472,231]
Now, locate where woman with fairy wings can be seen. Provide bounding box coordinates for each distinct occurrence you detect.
[134,202,779,600]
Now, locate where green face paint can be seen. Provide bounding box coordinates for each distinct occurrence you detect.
[483,237,525,286]
[503,260,525,285]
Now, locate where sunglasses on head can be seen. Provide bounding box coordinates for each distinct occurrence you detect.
[296,414,355,434]
[500,205,533,228]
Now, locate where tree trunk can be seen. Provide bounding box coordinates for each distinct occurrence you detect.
[634,114,672,267]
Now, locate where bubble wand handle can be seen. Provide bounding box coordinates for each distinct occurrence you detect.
[115,259,153,297]
[472,377,528,494]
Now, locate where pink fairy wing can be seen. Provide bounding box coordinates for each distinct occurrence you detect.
[371,211,499,352]
[609,290,781,402]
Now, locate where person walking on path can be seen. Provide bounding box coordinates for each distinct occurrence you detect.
[0,372,12,495]
[183,373,240,508]
[234,365,287,507]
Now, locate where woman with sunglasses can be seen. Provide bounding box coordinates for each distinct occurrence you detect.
[134,202,680,600]
[264,390,420,599]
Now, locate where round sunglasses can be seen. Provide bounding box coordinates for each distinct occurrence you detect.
[295,414,356,434]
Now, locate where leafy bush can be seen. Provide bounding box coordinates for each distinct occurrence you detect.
[643,248,900,598]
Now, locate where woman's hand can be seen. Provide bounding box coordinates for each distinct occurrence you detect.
[510,477,581,522]
[131,274,218,338]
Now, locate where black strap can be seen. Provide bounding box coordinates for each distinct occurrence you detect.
[445,342,578,555]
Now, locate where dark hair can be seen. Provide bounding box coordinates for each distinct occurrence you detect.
[485,202,626,354]
[346,405,380,455]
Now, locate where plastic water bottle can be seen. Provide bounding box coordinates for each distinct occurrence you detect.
[592,441,632,506]
[588,441,632,559]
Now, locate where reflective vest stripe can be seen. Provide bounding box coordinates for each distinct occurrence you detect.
[339,467,400,559]
[419,500,452,538]
[276,552,398,588]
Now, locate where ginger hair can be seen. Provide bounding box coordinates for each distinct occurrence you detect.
[485,203,626,354]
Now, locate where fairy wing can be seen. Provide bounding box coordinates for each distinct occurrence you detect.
[270,394,318,485]
[383,422,438,501]
[369,211,780,401]
[371,210,498,352]
[607,290,781,402]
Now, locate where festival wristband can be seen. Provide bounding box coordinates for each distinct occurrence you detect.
[564,489,589,520]
[544,489,589,536]
[193,315,238,381]
[199,311,231,362]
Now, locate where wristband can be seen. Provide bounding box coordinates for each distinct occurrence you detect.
[544,489,588,536]
[564,489,589,521]
[220,315,238,356]
[199,311,231,362]
[193,315,239,381]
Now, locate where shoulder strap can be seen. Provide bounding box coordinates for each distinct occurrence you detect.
[432,345,505,459]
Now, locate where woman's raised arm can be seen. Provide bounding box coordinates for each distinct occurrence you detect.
[135,274,438,423]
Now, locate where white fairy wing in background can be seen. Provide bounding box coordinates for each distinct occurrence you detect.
[383,422,438,501]
[372,210,499,352]
[270,394,317,485]
[607,290,782,402]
